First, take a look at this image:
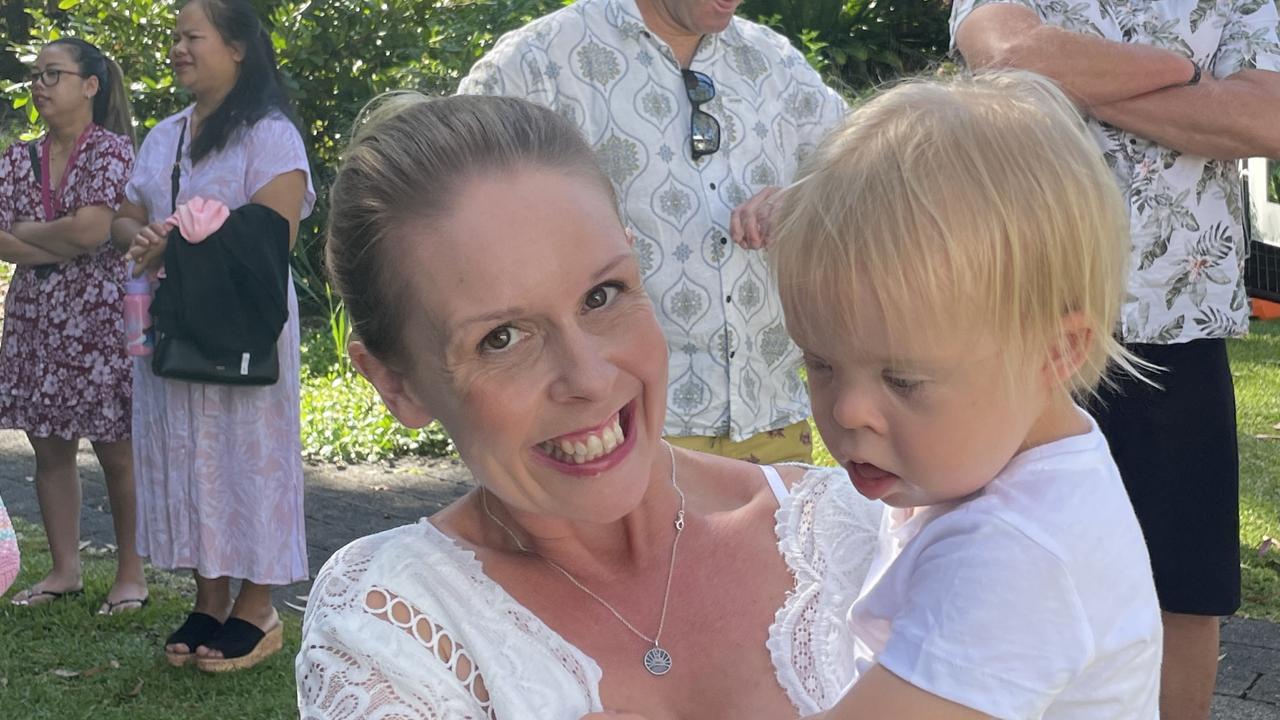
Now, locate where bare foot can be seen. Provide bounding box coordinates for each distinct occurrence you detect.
[97,578,150,615]
[10,573,82,606]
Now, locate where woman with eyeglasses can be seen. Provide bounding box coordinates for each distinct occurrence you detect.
[110,0,311,672]
[0,39,145,615]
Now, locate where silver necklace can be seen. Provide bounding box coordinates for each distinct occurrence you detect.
[481,442,686,677]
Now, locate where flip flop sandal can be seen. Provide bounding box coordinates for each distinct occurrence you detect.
[165,612,223,667]
[10,587,83,606]
[97,596,150,616]
[195,618,283,673]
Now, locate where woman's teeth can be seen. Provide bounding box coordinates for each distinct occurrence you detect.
[541,416,625,464]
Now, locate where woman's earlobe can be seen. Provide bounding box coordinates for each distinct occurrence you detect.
[348,340,435,428]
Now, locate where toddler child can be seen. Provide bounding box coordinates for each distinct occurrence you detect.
[766,70,1163,719]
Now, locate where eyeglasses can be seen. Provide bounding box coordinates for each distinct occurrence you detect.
[28,69,86,87]
[682,69,720,161]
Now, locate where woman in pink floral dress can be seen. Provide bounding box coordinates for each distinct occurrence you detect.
[0,39,147,614]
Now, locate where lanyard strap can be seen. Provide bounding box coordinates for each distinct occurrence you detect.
[36,124,93,220]
[171,117,188,214]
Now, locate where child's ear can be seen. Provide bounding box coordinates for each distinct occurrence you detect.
[349,340,436,429]
[1043,312,1094,384]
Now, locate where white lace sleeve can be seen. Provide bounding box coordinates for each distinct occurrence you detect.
[297,538,495,719]
[768,466,884,714]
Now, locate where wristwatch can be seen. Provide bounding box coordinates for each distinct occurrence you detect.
[1186,58,1202,86]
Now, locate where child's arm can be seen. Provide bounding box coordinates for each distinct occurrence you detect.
[580,674,992,720]
[818,665,991,719]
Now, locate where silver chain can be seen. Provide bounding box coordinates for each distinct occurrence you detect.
[480,441,686,650]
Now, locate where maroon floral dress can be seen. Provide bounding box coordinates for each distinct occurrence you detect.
[0,125,135,441]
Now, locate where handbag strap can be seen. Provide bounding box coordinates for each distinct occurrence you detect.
[171,117,188,214]
[27,141,40,184]
[27,140,57,279]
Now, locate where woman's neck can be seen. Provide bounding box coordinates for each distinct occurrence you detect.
[192,83,234,133]
[47,111,92,151]
[475,450,687,578]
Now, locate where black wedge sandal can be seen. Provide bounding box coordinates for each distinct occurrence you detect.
[195,616,283,673]
[165,612,224,667]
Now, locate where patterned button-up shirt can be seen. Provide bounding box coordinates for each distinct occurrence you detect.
[459,0,847,440]
[952,0,1280,344]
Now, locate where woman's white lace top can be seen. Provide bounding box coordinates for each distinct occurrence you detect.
[297,465,881,718]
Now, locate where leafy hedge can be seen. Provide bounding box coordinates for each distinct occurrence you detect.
[4,1,951,311]
[2,0,950,462]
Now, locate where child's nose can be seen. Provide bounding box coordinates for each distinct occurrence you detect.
[832,384,883,434]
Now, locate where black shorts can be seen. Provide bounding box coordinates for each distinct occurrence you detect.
[1089,338,1240,616]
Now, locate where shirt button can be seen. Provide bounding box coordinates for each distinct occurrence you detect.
[720,236,728,245]
[726,295,732,303]
[729,351,736,359]
[709,182,716,190]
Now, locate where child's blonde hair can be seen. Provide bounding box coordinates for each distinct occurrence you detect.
[772,70,1136,397]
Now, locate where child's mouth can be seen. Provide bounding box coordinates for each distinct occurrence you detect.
[847,461,898,501]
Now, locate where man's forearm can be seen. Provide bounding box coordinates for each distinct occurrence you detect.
[1092,70,1280,160]
[956,4,1195,107]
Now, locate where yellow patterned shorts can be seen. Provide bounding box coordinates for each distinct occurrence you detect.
[666,420,813,465]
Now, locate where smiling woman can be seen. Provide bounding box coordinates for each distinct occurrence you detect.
[295,93,885,719]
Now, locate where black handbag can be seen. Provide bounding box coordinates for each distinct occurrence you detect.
[152,331,278,385]
[150,117,281,386]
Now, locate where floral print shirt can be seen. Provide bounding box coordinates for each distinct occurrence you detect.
[459,0,847,439]
[951,0,1280,343]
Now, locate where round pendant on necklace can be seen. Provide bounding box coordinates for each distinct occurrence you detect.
[643,646,672,676]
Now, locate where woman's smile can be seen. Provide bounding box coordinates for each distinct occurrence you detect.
[532,399,640,474]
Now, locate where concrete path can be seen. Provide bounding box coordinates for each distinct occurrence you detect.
[1,429,1276,718]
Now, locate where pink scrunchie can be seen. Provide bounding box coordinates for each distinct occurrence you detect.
[0,494,19,597]
[164,196,231,245]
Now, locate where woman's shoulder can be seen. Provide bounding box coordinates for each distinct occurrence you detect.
[243,109,303,143]
[136,107,192,151]
[85,125,134,160]
[0,139,29,170]
[774,463,882,567]
[312,521,451,592]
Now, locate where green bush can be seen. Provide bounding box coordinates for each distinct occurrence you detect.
[3,0,952,463]
[741,0,952,93]
[3,0,567,312]
[4,0,950,316]
[299,326,454,464]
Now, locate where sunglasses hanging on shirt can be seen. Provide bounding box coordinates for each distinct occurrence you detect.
[682,69,720,161]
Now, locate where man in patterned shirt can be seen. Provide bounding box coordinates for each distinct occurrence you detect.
[459,0,847,463]
[951,2,1280,719]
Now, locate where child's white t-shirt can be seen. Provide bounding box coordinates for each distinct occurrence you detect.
[847,411,1162,719]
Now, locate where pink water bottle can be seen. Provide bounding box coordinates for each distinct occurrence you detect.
[124,263,153,357]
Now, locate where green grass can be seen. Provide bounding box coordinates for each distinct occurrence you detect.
[0,518,301,719]
[1232,320,1280,620]
[809,319,1280,621]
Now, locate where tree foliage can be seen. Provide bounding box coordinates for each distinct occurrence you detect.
[3,0,950,313]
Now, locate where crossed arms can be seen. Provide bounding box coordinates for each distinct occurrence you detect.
[954,3,1280,161]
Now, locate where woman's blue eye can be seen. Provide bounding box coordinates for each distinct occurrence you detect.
[584,283,621,310]
[481,325,525,352]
